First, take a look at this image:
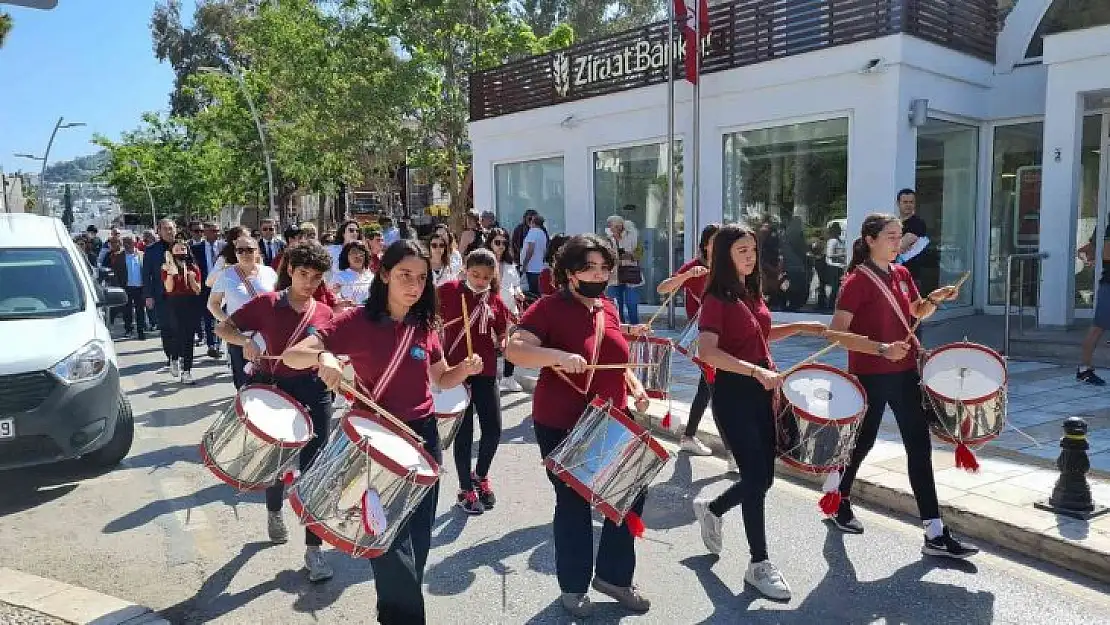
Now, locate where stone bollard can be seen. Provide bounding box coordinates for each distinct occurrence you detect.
[1034,417,1109,521]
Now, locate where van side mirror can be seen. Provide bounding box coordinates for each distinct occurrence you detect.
[100,287,128,308]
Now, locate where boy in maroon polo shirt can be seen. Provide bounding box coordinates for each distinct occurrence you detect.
[215,242,337,582]
[438,249,511,514]
[506,233,652,619]
[829,213,978,560]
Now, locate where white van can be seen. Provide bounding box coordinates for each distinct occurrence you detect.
[0,214,133,470]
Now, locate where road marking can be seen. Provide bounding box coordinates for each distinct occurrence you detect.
[156,475,223,567]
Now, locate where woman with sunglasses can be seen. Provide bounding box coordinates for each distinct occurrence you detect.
[429,232,459,287]
[487,227,525,392]
[208,235,278,389]
[206,226,251,289]
[328,220,363,275]
[330,240,375,305]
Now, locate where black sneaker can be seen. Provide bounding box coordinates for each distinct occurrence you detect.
[456,489,484,515]
[474,474,496,510]
[922,527,979,559]
[831,500,864,534]
[1077,368,1106,386]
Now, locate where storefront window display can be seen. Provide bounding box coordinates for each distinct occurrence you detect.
[494,157,566,237]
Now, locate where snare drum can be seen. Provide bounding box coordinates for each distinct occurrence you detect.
[200,385,314,491]
[775,364,866,473]
[921,342,1007,446]
[624,334,672,399]
[288,411,439,558]
[432,384,471,447]
[674,313,714,379]
[545,398,670,525]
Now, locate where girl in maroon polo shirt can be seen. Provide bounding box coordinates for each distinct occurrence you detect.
[506,233,653,619]
[438,248,511,515]
[828,213,978,559]
[657,223,720,458]
[161,240,203,384]
[283,239,481,625]
[689,224,825,601]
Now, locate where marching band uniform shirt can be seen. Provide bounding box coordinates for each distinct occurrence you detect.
[698,292,772,366]
[161,266,203,296]
[518,292,629,430]
[315,307,444,422]
[539,267,555,295]
[837,261,920,375]
[230,291,334,378]
[676,258,709,318]
[437,280,510,377]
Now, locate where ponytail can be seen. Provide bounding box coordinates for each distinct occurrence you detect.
[846,237,870,273]
[847,212,901,274]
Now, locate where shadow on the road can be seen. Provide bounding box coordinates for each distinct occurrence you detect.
[0,461,114,515]
[139,396,231,428]
[524,595,649,625]
[500,412,537,446]
[643,454,734,532]
[122,443,203,472]
[102,482,248,533]
[431,509,469,548]
[426,523,552,597]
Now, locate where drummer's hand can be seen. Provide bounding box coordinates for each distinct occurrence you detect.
[752,367,782,391]
[929,285,959,303]
[883,341,911,361]
[626,324,651,337]
[243,341,262,363]
[634,394,650,413]
[462,354,484,375]
[317,352,344,390]
[684,265,709,280]
[798,321,827,336]
[556,352,587,374]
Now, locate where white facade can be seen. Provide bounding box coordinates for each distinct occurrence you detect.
[470,1,1110,327]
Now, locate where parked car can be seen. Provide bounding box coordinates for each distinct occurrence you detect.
[0,214,133,470]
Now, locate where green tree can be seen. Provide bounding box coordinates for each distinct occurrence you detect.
[61,184,74,229]
[0,13,12,48]
[516,0,664,40]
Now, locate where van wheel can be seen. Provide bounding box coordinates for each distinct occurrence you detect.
[83,395,134,468]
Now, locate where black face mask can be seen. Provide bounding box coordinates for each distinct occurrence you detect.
[174,254,188,262]
[574,279,607,299]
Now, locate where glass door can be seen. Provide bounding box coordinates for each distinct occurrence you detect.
[1073,113,1107,316]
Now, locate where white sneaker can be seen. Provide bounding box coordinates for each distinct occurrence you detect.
[169,359,181,378]
[305,546,334,582]
[180,371,195,385]
[500,377,523,393]
[727,456,739,474]
[680,436,713,456]
[745,560,792,601]
[692,498,723,555]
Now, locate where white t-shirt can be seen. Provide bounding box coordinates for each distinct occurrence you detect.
[212,264,278,314]
[332,268,374,304]
[500,262,524,315]
[523,227,548,274]
[432,265,459,288]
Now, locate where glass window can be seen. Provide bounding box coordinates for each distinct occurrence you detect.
[494,157,566,237]
[987,122,1044,307]
[1026,0,1110,59]
[913,119,978,307]
[1073,115,1103,309]
[723,118,849,312]
[0,248,84,319]
[592,141,684,307]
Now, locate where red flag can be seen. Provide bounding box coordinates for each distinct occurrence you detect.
[678,0,711,84]
[698,0,710,35]
[672,0,688,21]
[684,24,698,84]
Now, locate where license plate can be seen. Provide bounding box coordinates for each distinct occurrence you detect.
[0,418,12,440]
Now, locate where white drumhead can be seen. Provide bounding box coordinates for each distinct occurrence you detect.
[433,385,469,413]
[239,387,312,443]
[922,346,1005,400]
[347,415,437,478]
[782,367,865,421]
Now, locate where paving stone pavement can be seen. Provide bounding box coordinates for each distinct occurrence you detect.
[0,602,67,625]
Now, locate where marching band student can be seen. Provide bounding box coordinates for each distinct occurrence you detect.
[506,233,653,618]
[826,213,978,559]
[690,224,825,601]
[657,223,719,458]
[439,249,511,514]
[488,227,525,393]
[214,242,336,582]
[284,239,482,625]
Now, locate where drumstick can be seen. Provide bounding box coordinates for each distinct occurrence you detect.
[461,294,474,358]
[904,271,972,343]
[782,342,841,377]
[338,380,425,444]
[645,288,679,328]
[550,363,659,371]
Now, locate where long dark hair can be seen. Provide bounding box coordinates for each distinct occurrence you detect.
[698,223,721,263]
[486,227,515,264]
[847,213,900,273]
[546,234,569,266]
[428,232,451,269]
[363,239,438,331]
[334,219,361,245]
[338,240,371,271]
[705,224,761,303]
[221,226,251,265]
[553,233,616,289]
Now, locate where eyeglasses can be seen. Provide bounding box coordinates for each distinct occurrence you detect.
[430,243,445,249]
[491,239,507,246]
[236,247,257,254]
[261,227,274,232]
[346,228,359,233]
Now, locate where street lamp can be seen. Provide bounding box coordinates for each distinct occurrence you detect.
[198,65,276,225]
[15,117,86,216]
[129,160,158,227]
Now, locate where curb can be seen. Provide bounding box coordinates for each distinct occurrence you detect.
[512,369,1110,586]
[0,568,169,625]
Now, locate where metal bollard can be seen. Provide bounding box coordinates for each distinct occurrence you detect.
[1034,417,1109,521]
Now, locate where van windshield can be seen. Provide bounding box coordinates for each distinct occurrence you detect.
[0,248,85,319]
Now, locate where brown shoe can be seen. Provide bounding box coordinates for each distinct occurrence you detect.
[560,592,593,618]
[591,578,650,613]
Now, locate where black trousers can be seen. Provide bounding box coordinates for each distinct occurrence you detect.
[534,421,643,594]
[371,416,440,625]
[503,358,515,378]
[526,271,541,295]
[262,373,334,546]
[154,297,174,361]
[839,370,940,520]
[707,370,775,563]
[166,296,201,371]
[684,372,713,437]
[227,344,250,390]
[122,286,147,335]
[454,376,501,490]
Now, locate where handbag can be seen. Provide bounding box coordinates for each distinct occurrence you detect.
[610,238,642,285]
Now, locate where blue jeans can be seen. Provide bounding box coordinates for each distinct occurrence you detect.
[606,284,640,324]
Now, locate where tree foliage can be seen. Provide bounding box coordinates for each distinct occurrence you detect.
[0,13,12,49]
[515,0,664,40]
[61,184,74,229]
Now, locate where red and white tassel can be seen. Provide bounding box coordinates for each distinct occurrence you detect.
[955,443,980,473]
[281,469,300,485]
[704,365,716,385]
[818,469,843,516]
[660,411,673,430]
[624,511,645,538]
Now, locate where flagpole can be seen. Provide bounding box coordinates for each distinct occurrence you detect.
[666,0,677,330]
[692,0,701,262]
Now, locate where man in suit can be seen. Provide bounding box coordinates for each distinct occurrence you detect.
[192,221,225,358]
[259,218,284,266]
[113,234,147,339]
[143,219,178,368]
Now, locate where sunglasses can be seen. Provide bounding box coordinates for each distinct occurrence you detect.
[236,247,257,254]
[191,229,203,234]
[491,239,507,246]
[261,227,274,231]
[430,243,445,249]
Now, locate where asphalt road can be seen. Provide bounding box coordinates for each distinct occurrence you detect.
[2,338,1110,624]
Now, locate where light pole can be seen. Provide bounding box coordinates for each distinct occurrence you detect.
[129,160,158,227]
[199,65,276,225]
[15,116,86,216]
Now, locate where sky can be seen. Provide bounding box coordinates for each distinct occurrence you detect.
[0,1,196,174]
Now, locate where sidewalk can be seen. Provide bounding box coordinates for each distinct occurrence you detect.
[513,326,1110,584]
[0,568,168,625]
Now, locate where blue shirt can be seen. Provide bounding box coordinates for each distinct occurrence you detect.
[124,252,143,287]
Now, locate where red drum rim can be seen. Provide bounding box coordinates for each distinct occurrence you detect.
[234,384,315,449]
[621,332,674,347]
[587,397,669,461]
[932,430,999,446]
[545,456,624,525]
[779,455,842,475]
[198,442,270,491]
[923,342,1008,405]
[288,488,386,559]
[780,363,867,426]
[341,410,441,486]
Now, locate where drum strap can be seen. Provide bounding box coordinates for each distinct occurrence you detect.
[856,265,922,350]
[444,290,493,356]
[357,324,417,402]
[551,303,605,396]
[234,265,260,299]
